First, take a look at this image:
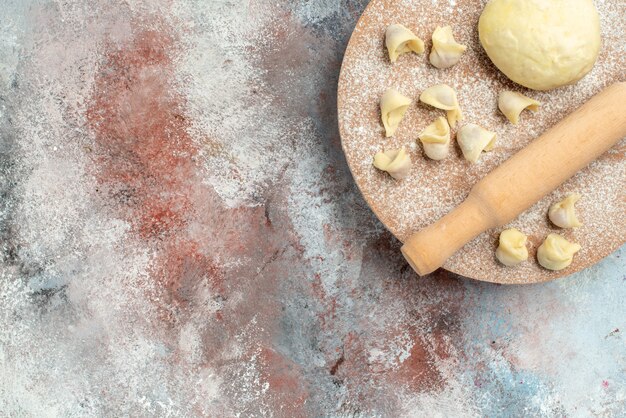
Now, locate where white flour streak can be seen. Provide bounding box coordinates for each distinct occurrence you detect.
[174,1,298,207]
[293,0,341,24]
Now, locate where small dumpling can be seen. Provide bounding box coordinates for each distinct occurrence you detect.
[429,26,467,69]
[373,148,412,180]
[495,228,528,266]
[537,233,581,271]
[549,193,583,228]
[386,24,425,63]
[381,88,412,137]
[418,116,450,160]
[456,123,496,163]
[419,84,463,127]
[498,91,541,125]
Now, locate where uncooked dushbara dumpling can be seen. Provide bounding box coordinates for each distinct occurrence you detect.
[495,228,529,266]
[457,123,496,163]
[548,193,583,228]
[381,88,412,137]
[498,91,540,125]
[419,84,463,128]
[418,116,450,160]
[429,26,467,69]
[537,233,581,270]
[373,148,412,180]
[386,24,425,63]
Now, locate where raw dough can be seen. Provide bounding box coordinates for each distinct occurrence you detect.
[380,88,412,137]
[478,0,601,90]
[456,123,496,163]
[537,233,581,271]
[495,228,528,266]
[373,148,412,180]
[429,26,466,69]
[419,84,463,127]
[498,91,540,125]
[549,193,583,228]
[418,116,450,160]
[386,24,425,63]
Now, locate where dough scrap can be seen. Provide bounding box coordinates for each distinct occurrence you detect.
[381,88,412,137]
[373,148,412,180]
[495,228,528,266]
[419,84,463,127]
[549,193,583,228]
[456,123,496,163]
[498,91,541,125]
[479,0,601,90]
[386,24,425,63]
[418,116,450,160]
[429,26,467,69]
[537,233,581,271]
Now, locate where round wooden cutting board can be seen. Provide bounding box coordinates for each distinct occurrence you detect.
[337,0,625,284]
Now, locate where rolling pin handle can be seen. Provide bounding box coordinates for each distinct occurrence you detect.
[401,195,495,276]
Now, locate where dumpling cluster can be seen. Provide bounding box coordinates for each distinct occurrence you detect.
[378,81,497,175]
[418,116,450,160]
[385,24,424,63]
[377,26,469,176]
[375,24,542,184]
[456,123,496,163]
[429,26,467,69]
[419,84,463,127]
[498,91,541,125]
[373,148,412,180]
[386,24,464,68]
[535,194,584,270]
[496,229,581,271]
[496,193,584,269]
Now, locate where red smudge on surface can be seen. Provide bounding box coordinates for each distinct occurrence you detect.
[386,327,448,393]
[321,260,464,408]
[602,380,609,389]
[310,272,339,329]
[85,26,223,311]
[326,326,446,412]
[258,347,309,416]
[85,20,311,413]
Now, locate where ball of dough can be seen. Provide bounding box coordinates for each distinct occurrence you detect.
[479,0,601,91]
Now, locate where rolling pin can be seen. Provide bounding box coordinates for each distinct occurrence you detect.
[401,82,626,276]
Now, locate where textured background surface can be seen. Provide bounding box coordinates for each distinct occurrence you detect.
[0,0,624,416]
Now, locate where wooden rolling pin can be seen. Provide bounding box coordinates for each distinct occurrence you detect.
[401,82,626,276]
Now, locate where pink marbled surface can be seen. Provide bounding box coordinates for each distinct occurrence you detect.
[0,0,624,416]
